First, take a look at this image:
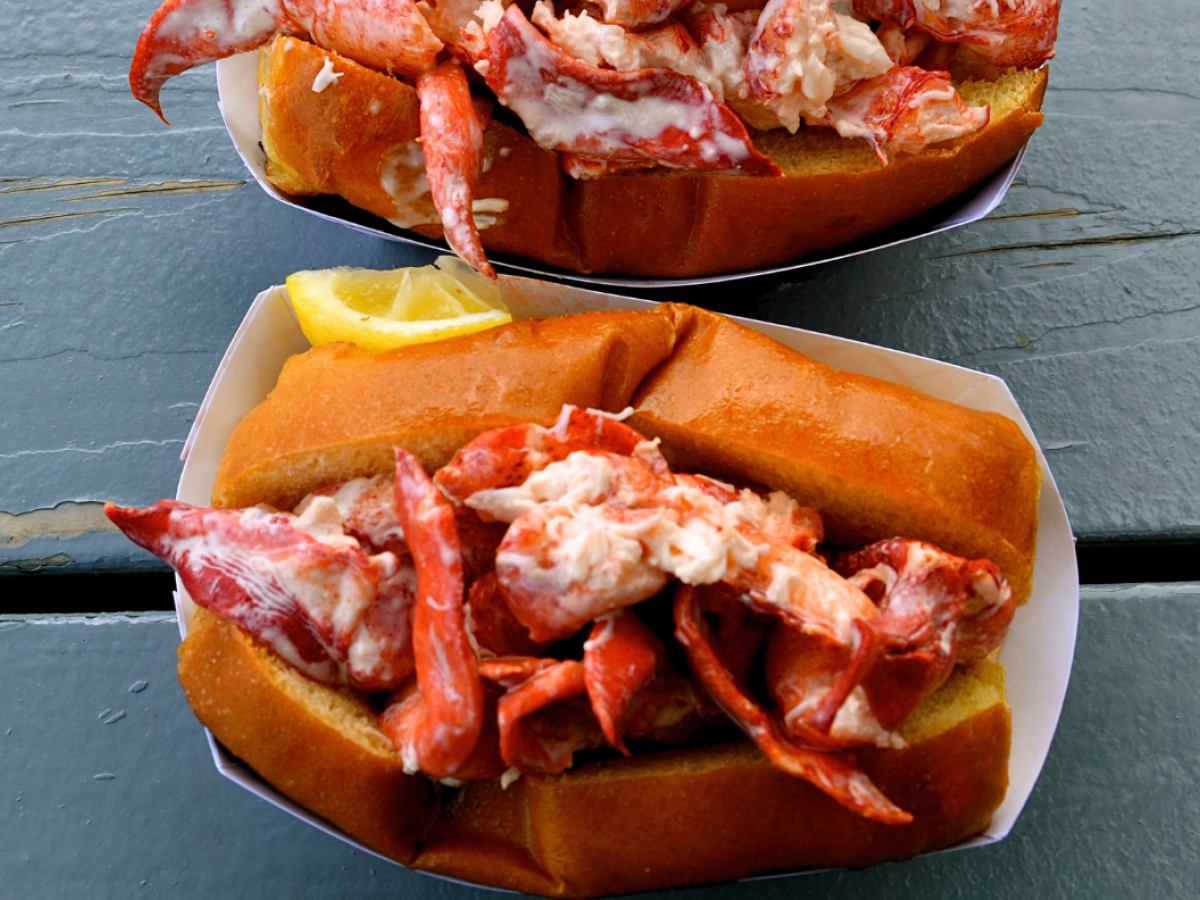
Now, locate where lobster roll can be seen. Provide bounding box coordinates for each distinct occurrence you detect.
[108,304,1040,896]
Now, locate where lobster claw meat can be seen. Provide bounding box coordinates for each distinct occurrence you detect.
[583,608,666,754]
[104,499,416,692]
[130,0,443,121]
[416,60,496,278]
[479,5,782,176]
[674,584,912,825]
[390,448,485,779]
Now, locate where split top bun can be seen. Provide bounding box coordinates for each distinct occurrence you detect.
[216,304,1039,601]
[171,304,1039,896]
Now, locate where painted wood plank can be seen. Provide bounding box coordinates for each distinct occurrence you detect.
[3,583,1197,896]
[2,1,1199,574]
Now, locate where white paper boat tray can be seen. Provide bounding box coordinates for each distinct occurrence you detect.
[173,275,1078,887]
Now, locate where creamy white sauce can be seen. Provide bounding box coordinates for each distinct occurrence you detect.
[491,12,753,168]
[311,57,342,92]
[380,141,439,229]
[829,687,906,748]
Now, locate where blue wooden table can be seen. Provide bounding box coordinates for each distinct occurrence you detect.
[3,1,1198,896]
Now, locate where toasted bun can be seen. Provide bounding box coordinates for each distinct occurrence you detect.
[411,662,1009,896]
[257,36,1047,277]
[177,606,436,863]
[213,304,1039,600]
[179,607,1009,896]
[189,305,1038,894]
[627,309,1041,604]
[212,306,685,511]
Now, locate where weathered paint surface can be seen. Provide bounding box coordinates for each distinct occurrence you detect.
[3,585,1198,896]
[1,0,1198,573]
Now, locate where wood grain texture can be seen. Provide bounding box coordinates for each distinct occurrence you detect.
[1,0,1198,576]
[3,586,1198,897]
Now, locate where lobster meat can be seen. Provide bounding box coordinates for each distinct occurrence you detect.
[107,405,1015,824]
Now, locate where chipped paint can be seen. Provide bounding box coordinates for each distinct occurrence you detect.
[984,207,1084,223]
[0,177,128,196]
[2,553,75,572]
[0,207,136,230]
[63,180,245,202]
[0,502,117,549]
[948,230,1200,257]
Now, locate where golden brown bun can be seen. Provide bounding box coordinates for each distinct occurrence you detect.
[628,308,1041,604]
[412,662,1010,897]
[179,604,1008,896]
[213,304,1039,600]
[189,305,1037,895]
[256,36,1047,277]
[177,606,436,863]
[213,306,684,511]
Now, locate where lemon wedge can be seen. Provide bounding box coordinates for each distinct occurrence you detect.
[286,257,512,351]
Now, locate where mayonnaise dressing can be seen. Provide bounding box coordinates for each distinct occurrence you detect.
[380,141,440,229]
[311,56,342,92]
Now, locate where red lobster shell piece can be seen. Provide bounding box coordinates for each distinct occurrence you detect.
[826,66,989,164]
[416,61,496,279]
[129,0,443,122]
[479,6,782,177]
[495,660,605,774]
[389,448,484,779]
[466,571,555,658]
[674,585,912,825]
[104,499,416,692]
[854,0,1060,70]
[583,609,666,754]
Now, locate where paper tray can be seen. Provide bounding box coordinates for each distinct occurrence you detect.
[215,51,1029,289]
[174,276,1078,885]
